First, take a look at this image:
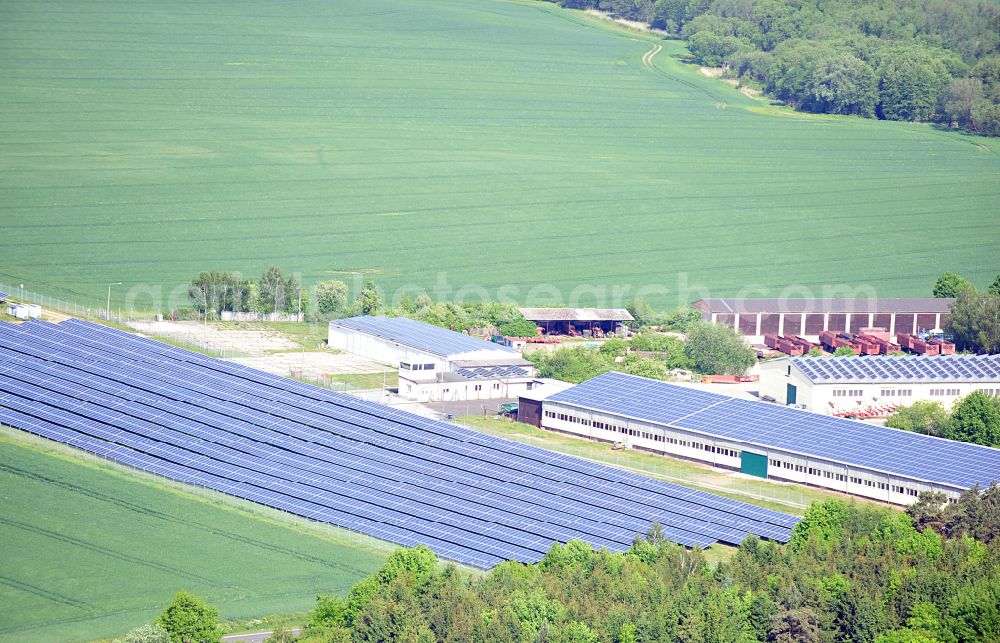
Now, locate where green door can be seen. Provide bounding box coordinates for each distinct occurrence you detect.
[741,451,768,478]
[786,383,797,405]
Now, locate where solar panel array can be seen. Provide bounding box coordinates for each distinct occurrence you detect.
[330,315,516,358]
[548,372,1000,490]
[0,320,797,569]
[792,355,1000,383]
[453,366,530,379]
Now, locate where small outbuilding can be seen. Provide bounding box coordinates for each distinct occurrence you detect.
[518,307,634,337]
[517,378,575,427]
[6,302,41,320]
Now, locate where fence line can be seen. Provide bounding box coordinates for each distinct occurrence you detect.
[0,282,147,324]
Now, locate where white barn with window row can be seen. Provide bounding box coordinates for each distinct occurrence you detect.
[529,372,1000,506]
[759,354,1000,415]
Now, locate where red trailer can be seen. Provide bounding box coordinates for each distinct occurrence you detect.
[765,334,806,356]
[852,336,881,356]
[858,333,900,355]
[928,338,956,355]
[859,327,891,342]
[898,333,940,355]
[776,336,805,356]
[819,330,839,351]
[822,332,861,354]
[787,335,818,353]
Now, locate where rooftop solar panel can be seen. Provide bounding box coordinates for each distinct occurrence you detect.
[0,320,797,569]
[330,315,516,358]
[547,372,1000,490]
[789,355,1000,384]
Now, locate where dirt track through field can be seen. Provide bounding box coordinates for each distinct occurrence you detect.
[640,41,728,104]
[641,42,661,68]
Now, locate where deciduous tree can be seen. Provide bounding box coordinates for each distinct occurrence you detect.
[945,391,1000,447]
[499,317,538,338]
[315,280,349,316]
[945,289,1000,354]
[810,54,878,116]
[355,280,383,316]
[683,321,756,375]
[157,591,222,643]
[885,401,950,437]
[932,271,973,298]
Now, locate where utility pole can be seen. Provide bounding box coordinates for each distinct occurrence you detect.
[106,282,122,321]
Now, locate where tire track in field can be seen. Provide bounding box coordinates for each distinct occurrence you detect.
[0,604,150,636]
[642,42,661,68]
[0,462,374,576]
[0,516,225,586]
[0,575,90,611]
[640,41,729,105]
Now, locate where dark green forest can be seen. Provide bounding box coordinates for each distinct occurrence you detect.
[550,0,1000,135]
[286,488,1000,643]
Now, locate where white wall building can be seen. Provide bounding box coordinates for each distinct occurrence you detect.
[329,315,535,401]
[535,372,1000,506]
[759,355,1000,416]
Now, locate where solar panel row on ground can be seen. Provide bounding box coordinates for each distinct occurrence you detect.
[548,372,1000,490]
[0,320,797,568]
[792,355,1000,383]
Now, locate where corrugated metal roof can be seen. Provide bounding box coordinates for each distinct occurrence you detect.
[693,298,954,315]
[519,307,634,322]
[790,354,1000,384]
[547,372,1000,490]
[329,316,517,358]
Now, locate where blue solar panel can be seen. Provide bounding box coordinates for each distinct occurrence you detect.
[454,366,530,379]
[790,355,1000,383]
[0,320,799,567]
[547,372,1000,490]
[330,315,517,357]
[53,318,795,532]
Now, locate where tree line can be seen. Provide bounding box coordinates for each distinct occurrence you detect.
[117,488,1000,642]
[547,0,1000,136]
[185,267,306,319]
[185,270,550,335]
[887,391,1000,448]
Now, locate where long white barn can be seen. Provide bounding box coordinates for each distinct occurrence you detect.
[531,372,1000,506]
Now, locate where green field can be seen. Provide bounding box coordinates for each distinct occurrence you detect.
[1,0,998,309]
[0,437,385,643]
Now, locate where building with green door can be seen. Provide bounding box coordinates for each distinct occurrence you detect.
[534,372,1000,506]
